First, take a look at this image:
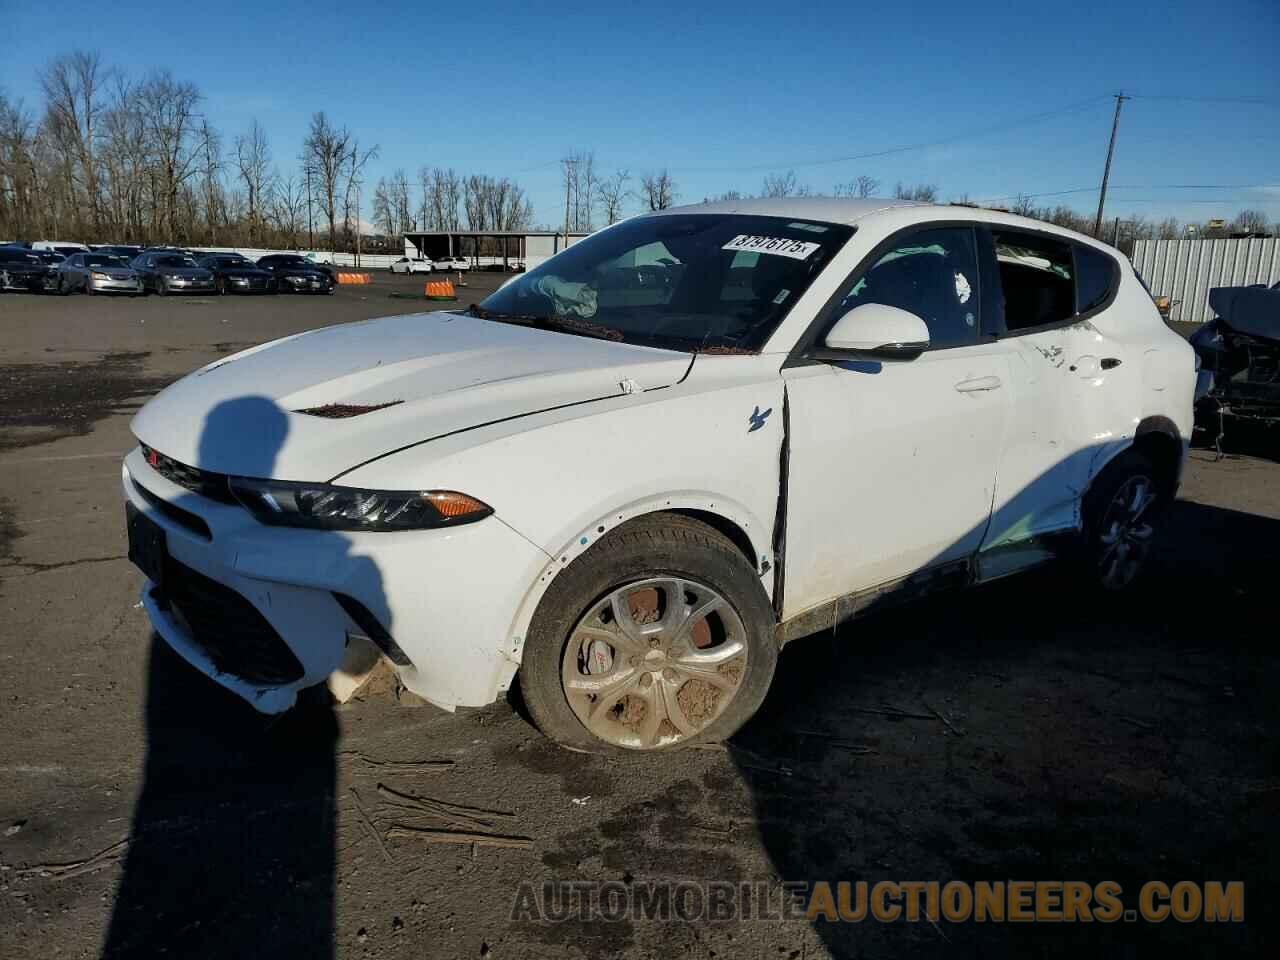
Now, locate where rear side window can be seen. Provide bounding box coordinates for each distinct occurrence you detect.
[1075,245,1118,314]
[993,230,1074,332]
[838,226,981,349]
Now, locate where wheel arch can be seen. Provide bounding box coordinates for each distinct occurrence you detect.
[1084,415,1186,506]
[495,494,775,695]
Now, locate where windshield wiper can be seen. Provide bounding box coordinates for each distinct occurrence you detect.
[466,304,622,341]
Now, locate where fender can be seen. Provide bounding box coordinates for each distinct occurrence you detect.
[491,491,775,695]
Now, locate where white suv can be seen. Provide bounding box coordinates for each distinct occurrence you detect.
[122,198,1194,753]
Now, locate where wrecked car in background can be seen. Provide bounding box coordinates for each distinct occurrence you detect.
[1191,285,1280,445]
[122,198,1196,754]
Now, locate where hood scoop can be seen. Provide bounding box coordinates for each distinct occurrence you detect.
[295,400,405,419]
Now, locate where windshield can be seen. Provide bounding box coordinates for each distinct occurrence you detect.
[476,214,853,352]
[157,255,197,268]
[85,255,124,267]
[215,256,248,266]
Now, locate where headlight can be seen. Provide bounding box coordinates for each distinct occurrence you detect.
[166,273,184,280]
[228,477,492,531]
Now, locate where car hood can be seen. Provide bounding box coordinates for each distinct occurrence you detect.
[159,267,209,278]
[131,311,692,482]
[222,267,271,278]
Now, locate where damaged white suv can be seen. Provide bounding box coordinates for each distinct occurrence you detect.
[123,198,1195,752]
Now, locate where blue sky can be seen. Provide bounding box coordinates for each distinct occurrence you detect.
[3,0,1278,228]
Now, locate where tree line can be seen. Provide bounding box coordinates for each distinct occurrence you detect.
[0,50,537,251]
[3,53,1272,251]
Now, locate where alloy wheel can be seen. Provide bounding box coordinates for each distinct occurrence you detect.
[1097,474,1157,590]
[560,577,749,750]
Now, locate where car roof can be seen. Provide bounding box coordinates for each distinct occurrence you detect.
[654,197,921,224]
[652,196,1117,251]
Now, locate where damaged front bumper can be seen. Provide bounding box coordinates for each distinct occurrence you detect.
[122,446,548,713]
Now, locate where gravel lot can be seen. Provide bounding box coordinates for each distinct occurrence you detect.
[1,281,1277,958]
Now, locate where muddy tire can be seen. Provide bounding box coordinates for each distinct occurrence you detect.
[520,513,777,754]
[1081,449,1167,592]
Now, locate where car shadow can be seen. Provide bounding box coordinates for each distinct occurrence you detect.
[102,396,387,959]
[728,495,1278,956]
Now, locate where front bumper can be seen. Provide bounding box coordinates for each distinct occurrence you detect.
[121,447,547,713]
[227,276,274,293]
[90,276,142,293]
[284,275,333,292]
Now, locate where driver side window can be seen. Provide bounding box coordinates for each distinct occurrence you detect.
[839,226,981,350]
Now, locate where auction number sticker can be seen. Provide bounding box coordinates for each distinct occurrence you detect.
[723,235,820,260]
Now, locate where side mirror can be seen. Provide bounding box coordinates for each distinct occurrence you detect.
[819,303,931,361]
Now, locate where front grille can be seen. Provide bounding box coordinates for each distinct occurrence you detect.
[141,445,236,503]
[159,558,304,685]
[133,480,212,539]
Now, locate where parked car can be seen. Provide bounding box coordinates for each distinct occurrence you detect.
[56,252,142,295]
[0,245,59,293]
[435,255,470,272]
[131,251,216,295]
[122,198,1195,752]
[95,244,143,261]
[196,253,277,295]
[301,253,338,280]
[1190,284,1280,444]
[390,256,434,275]
[257,254,336,293]
[32,240,90,256]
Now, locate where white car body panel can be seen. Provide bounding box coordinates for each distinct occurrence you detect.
[122,198,1196,716]
[131,313,692,482]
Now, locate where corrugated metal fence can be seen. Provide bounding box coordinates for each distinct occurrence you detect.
[1131,238,1280,324]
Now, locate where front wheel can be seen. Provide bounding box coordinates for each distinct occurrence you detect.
[1081,449,1166,591]
[520,514,777,754]
[156,279,167,297]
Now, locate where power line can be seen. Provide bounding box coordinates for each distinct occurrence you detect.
[977,183,1280,205]
[662,95,1112,174]
[1127,94,1280,108]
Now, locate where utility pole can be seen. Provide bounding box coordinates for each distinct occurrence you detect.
[562,156,576,252]
[1093,92,1127,238]
[305,163,314,251]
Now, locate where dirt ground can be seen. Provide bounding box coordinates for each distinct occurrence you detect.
[1,278,1277,958]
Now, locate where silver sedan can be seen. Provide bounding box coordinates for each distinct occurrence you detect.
[56,253,142,296]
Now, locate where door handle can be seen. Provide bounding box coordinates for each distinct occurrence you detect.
[1100,357,1122,370]
[954,376,1003,393]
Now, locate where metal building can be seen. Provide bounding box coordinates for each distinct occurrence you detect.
[402,231,591,272]
[1132,238,1280,323]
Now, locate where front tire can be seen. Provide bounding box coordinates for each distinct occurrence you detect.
[520,513,777,754]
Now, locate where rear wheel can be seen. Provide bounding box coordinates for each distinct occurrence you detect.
[1081,449,1166,591]
[520,514,777,753]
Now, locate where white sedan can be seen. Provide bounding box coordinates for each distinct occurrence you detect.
[435,255,470,272]
[389,256,433,274]
[122,198,1194,753]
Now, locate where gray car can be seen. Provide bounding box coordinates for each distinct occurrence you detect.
[56,253,142,295]
[130,252,216,296]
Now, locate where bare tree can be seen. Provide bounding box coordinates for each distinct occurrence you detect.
[1231,208,1269,234]
[1011,193,1036,217]
[137,70,202,240]
[561,151,598,231]
[761,170,810,198]
[39,51,109,234]
[270,172,306,247]
[597,169,630,224]
[234,119,272,245]
[893,182,938,202]
[303,112,352,250]
[640,169,677,211]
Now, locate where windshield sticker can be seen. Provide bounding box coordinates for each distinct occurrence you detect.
[722,235,820,260]
[787,222,830,233]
